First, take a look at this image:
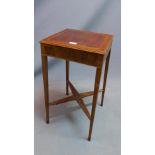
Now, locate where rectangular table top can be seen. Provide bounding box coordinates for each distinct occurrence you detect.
[40,29,113,55]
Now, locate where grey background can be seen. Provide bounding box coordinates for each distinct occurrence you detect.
[34,0,121,155]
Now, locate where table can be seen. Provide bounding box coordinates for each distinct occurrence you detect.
[40,29,113,141]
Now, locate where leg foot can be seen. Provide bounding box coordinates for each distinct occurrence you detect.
[88,137,91,141]
[46,120,49,124]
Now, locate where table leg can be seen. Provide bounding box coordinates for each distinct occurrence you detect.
[66,61,69,95]
[41,55,49,124]
[88,66,102,141]
[101,49,111,106]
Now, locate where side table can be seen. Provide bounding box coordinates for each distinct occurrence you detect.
[40,29,113,141]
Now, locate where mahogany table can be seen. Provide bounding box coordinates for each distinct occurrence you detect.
[40,29,113,141]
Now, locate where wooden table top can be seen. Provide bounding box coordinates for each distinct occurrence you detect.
[40,29,113,55]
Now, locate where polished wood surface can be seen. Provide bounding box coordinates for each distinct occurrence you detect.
[101,49,111,106]
[68,81,91,120]
[41,45,49,124]
[42,45,104,67]
[49,89,104,106]
[40,29,113,54]
[40,29,113,141]
[88,66,103,141]
[66,61,69,95]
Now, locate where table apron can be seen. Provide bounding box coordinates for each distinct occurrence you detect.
[41,45,104,67]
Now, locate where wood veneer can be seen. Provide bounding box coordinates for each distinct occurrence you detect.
[40,29,113,141]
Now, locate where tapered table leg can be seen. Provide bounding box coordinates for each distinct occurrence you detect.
[101,49,111,106]
[66,61,69,95]
[88,66,102,141]
[41,54,49,124]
